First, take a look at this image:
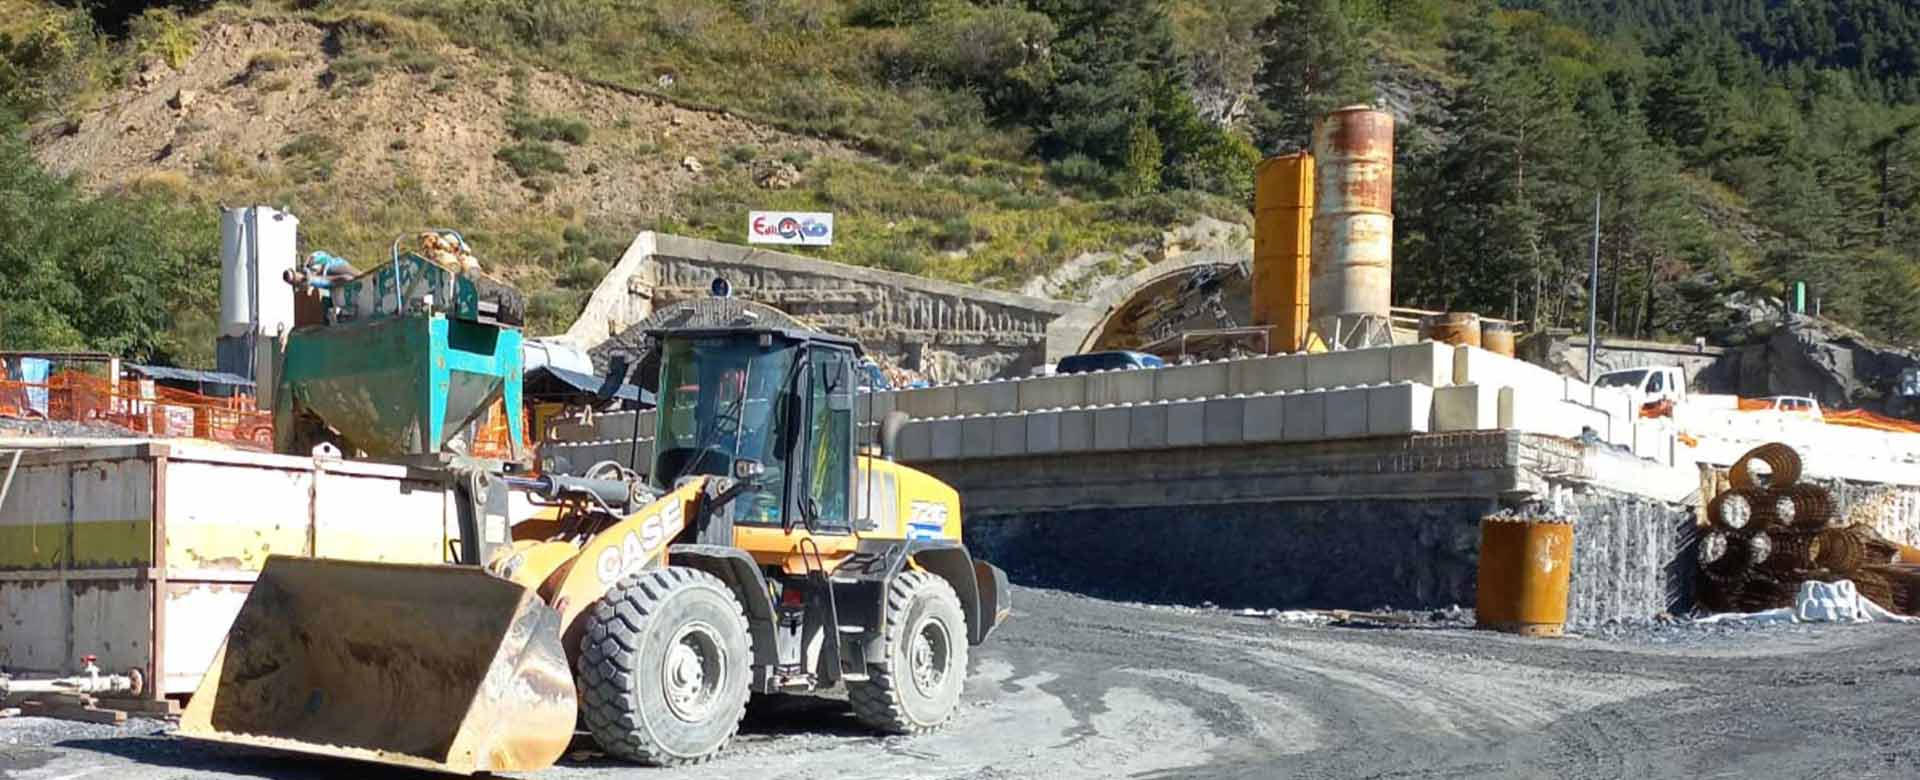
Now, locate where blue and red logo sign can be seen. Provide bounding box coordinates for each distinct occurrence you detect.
[748,211,833,246]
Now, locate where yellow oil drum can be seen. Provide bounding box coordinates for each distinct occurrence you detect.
[1475,516,1574,637]
[1480,320,1516,356]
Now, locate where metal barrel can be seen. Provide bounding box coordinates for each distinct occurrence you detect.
[179,557,576,775]
[1420,312,1482,348]
[1309,105,1394,341]
[1480,320,1516,356]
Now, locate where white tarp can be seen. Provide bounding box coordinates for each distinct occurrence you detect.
[1696,580,1920,625]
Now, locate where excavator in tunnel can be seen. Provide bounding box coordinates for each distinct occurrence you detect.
[179,294,1012,774]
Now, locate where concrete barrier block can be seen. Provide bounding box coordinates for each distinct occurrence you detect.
[1203,396,1246,445]
[1026,411,1062,454]
[1433,384,1497,431]
[1059,408,1094,452]
[1167,399,1206,447]
[929,417,963,460]
[1154,363,1230,401]
[1633,421,1673,464]
[1367,382,1433,435]
[1282,391,1328,441]
[898,385,957,419]
[1087,369,1155,405]
[1244,393,1286,441]
[961,415,996,458]
[1325,386,1369,438]
[987,380,1019,413]
[898,419,933,461]
[1389,342,1454,387]
[992,414,1026,457]
[1017,374,1087,411]
[1093,406,1132,451]
[1306,347,1392,390]
[1129,403,1169,449]
[1499,386,1556,435]
[1228,354,1308,395]
[954,383,995,416]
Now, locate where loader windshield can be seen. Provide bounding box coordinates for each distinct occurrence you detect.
[654,336,796,524]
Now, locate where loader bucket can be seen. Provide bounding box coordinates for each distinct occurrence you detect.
[180,557,576,775]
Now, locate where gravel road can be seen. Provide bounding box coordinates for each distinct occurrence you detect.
[4,586,1918,780]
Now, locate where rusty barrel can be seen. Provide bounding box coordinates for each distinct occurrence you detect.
[1308,106,1394,339]
[1480,320,1516,356]
[1421,312,1482,348]
[1476,516,1574,637]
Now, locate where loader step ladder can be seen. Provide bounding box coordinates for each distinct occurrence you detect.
[797,537,868,684]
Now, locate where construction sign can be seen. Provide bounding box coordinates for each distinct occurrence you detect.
[748,211,833,246]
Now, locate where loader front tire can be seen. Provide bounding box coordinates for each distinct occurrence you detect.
[849,570,968,734]
[578,566,751,766]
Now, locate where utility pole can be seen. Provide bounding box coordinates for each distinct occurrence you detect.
[1587,193,1600,404]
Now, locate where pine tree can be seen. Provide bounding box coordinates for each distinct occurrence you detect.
[1251,0,1375,153]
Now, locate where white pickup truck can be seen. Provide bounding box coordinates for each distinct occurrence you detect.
[1596,366,1687,407]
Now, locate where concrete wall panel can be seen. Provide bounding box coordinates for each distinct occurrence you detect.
[1306,347,1392,390]
[1228,355,1308,395]
[1154,363,1230,401]
[898,420,932,461]
[1026,412,1062,454]
[1282,391,1328,441]
[1367,382,1433,435]
[1389,342,1454,387]
[1017,375,1087,412]
[1244,394,1286,442]
[1093,407,1132,451]
[1433,384,1497,431]
[962,416,996,458]
[1203,397,1246,445]
[1167,400,1206,447]
[1059,409,1094,452]
[992,414,1026,457]
[987,381,1020,413]
[1129,404,1169,449]
[1087,370,1155,405]
[899,385,957,419]
[930,417,964,460]
[1325,387,1370,438]
[954,384,995,416]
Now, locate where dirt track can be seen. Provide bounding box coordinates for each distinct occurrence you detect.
[4,586,1918,779]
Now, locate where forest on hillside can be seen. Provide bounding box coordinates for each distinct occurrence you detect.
[2,0,1920,362]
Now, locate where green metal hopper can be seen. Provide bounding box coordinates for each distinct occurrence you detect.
[275,245,527,461]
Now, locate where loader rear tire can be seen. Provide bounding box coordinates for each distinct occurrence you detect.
[578,566,752,766]
[849,570,968,734]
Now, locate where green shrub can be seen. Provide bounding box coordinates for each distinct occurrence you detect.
[388,47,439,75]
[1047,154,1111,191]
[277,134,342,182]
[1120,122,1163,196]
[527,287,587,335]
[496,141,569,177]
[848,0,945,27]
[328,53,385,86]
[510,115,591,145]
[131,8,195,70]
[726,145,758,163]
[557,257,609,288]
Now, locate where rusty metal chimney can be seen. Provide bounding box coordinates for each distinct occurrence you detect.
[1308,106,1394,349]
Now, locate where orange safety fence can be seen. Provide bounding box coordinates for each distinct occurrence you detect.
[1734,396,1920,434]
[0,369,275,450]
[470,398,530,461]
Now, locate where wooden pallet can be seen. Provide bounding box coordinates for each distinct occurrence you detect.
[11,692,156,725]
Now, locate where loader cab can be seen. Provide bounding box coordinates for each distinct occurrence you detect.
[649,327,858,534]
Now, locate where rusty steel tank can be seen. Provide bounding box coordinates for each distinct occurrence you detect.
[1309,106,1394,346]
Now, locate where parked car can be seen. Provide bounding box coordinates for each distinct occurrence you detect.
[1055,350,1166,375]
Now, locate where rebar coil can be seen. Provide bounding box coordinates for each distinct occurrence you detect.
[1708,490,1756,532]
[1698,531,1756,584]
[1778,484,1837,530]
[1813,526,1896,570]
[1759,530,1820,574]
[1736,574,1796,611]
[1729,443,1803,490]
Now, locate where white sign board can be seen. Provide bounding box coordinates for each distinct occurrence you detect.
[748,211,833,246]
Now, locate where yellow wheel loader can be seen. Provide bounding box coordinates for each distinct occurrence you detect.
[179,307,1012,774]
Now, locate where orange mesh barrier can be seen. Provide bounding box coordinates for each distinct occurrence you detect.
[0,369,274,449]
[470,398,529,460]
[1734,397,1920,433]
